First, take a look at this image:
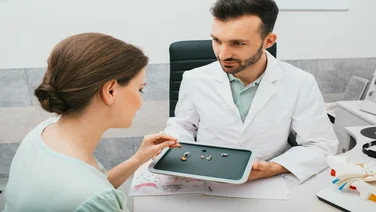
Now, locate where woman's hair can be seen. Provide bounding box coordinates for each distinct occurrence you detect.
[35,32,148,115]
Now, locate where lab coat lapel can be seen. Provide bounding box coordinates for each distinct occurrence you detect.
[212,63,240,117]
[244,51,283,127]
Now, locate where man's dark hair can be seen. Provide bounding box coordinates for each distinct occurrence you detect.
[211,0,279,38]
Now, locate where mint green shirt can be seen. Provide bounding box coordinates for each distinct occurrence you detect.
[228,73,264,122]
[4,117,128,212]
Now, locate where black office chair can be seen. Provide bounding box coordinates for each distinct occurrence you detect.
[168,40,298,146]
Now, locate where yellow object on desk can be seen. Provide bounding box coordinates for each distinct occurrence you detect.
[369,194,376,202]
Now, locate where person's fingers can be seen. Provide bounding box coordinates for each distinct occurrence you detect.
[149,133,177,143]
[252,161,262,170]
[158,131,176,146]
[252,161,270,171]
[248,170,263,181]
[153,139,165,145]
[154,140,176,151]
[152,138,180,146]
[252,162,258,169]
[169,142,182,148]
[249,161,272,181]
[152,149,162,160]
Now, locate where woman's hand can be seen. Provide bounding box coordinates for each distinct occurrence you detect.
[134,132,179,164]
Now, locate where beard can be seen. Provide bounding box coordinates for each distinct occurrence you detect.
[218,42,264,74]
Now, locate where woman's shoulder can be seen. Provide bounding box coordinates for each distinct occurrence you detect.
[12,116,59,158]
[21,116,59,143]
[75,187,127,212]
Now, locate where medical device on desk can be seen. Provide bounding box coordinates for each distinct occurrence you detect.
[327,155,376,203]
[359,69,376,115]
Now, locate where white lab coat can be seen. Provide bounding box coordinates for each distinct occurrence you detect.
[164,51,338,183]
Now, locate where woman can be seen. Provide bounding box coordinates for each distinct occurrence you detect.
[4,33,179,212]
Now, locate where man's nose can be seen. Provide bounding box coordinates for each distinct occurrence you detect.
[218,45,232,60]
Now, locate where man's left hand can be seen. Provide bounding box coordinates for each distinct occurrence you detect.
[248,161,289,181]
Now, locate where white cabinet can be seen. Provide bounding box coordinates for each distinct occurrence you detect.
[334,101,376,153]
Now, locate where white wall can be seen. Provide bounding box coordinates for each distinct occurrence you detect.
[274,0,375,60]
[0,0,375,69]
[275,0,350,11]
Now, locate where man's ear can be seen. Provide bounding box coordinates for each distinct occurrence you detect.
[101,80,118,106]
[264,33,277,49]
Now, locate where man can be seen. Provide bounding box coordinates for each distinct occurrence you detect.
[164,0,338,183]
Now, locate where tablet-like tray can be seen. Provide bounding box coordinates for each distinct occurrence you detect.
[148,142,255,184]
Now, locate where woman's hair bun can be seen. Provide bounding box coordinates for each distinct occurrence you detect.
[34,83,70,115]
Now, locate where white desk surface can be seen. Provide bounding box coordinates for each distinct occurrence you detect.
[315,125,376,212]
[327,109,336,118]
[133,126,375,212]
[336,101,376,124]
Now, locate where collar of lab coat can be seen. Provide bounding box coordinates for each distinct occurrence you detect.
[211,50,284,127]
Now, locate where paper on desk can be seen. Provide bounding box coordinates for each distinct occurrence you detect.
[129,161,290,199]
[206,175,290,200]
[128,168,209,196]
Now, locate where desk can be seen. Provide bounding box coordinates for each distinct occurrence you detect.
[133,126,375,212]
[334,101,376,154]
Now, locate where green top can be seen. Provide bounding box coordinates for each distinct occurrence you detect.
[4,117,128,212]
[228,73,264,122]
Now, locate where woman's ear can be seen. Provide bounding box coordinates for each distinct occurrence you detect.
[101,80,118,106]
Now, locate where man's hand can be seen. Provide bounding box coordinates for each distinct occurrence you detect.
[248,161,289,181]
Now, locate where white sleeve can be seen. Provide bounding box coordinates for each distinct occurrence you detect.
[164,72,199,142]
[271,75,338,183]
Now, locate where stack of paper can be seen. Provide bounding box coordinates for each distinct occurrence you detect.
[129,167,291,200]
[129,168,208,196]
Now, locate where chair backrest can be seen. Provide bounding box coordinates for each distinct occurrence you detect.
[169,40,277,117]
